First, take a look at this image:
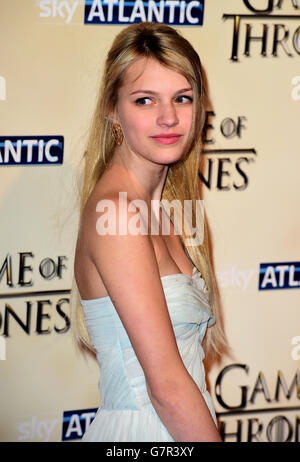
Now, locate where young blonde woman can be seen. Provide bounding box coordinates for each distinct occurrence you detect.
[72,22,226,442]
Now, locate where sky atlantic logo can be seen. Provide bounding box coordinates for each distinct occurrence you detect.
[17,415,58,442]
[37,1,205,26]
[258,261,300,290]
[0,136,64,166]
[223,0,300,61]
[84,0,205,26]
[62,408,97,441]
[38,0,79,24]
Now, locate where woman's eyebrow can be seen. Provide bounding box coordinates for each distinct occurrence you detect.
[129,87,193,96]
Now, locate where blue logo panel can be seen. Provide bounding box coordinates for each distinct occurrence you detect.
[84,0,204,26]
[0,136,64,166]
[259,261,300,290]
[62,408,97,441]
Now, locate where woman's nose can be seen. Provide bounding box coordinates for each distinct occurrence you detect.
[156,103,179,127]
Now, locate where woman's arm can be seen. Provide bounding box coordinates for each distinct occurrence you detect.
[85,195,222,442]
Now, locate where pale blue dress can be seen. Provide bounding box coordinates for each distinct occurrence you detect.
[80,265,217,442]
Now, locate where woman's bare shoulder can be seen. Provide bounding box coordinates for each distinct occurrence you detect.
[83,193,186,392]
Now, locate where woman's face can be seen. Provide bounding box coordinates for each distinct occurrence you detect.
[113,57,194,165]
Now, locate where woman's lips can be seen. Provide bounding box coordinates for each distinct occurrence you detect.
[151,134,182,145]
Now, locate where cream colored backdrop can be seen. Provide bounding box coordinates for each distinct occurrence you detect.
[0,0,299,442]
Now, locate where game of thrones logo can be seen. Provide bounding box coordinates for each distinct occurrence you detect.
[223,0,300,61]
[215,363,300,442]
[0,253,71,337]
[200,111,257,191]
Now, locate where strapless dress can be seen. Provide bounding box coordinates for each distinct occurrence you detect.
[80,266,217,442]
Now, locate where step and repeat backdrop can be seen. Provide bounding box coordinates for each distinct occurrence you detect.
[0,0,300,442]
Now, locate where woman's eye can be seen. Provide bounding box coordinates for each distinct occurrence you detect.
[135,97,152,105]
[134,95,193,105]
[175,95,193,103]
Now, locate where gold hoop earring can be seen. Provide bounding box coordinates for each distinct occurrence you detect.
[112,123,124,146]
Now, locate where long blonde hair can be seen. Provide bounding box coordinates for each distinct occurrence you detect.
[71,22,228,361]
